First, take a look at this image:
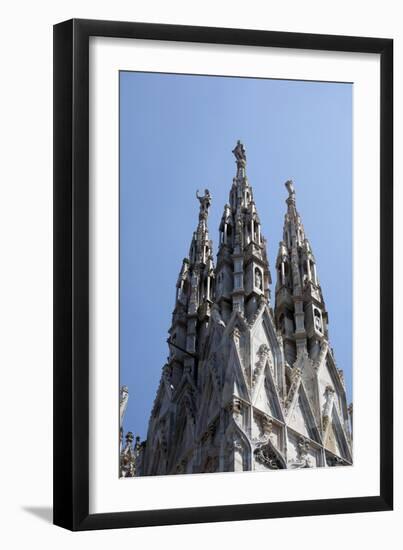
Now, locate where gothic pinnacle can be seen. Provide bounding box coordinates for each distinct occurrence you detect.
[140,144,353,476]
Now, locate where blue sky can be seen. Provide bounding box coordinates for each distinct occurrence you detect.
[120,71,352,440]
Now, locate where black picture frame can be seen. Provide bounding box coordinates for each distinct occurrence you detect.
[53,18,393,531]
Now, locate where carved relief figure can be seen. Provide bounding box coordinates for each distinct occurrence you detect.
[255,267,263,290]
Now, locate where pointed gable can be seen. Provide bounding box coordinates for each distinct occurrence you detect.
[252,357,284,422]
[324,407,352,463]
[222,345,250,403]
[287,382,322,444]
[288,394,310,438]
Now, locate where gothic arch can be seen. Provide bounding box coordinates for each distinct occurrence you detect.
[224,422,252,471]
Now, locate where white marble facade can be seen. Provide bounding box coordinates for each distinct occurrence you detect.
[130,142,353,477]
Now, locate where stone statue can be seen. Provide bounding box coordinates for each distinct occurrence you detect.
[255,268,263,290]
[119,385,129,426]
[285,179,295,197]
[235,214,243,246]
[232,140,246,162]
[314,312,322,332]
[278,240,288,257]
[288,437,313,469]
[196,189,211,219]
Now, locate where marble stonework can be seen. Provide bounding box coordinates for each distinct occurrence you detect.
[122,142,353,477]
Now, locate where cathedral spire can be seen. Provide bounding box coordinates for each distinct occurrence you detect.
[189,189,212,266]
[174,189,214,314]
[141,147,352,477]
[215,141,271,322]
[275,180,328,364]
[167,190,215,385]
[230,140,254,212]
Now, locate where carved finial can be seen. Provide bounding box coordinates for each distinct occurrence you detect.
[285,179,295,197]
[119,385,129,426]
[232,140,246,162]
[196,188,211,220]
[285,180,297,209]
[120,385,129,400]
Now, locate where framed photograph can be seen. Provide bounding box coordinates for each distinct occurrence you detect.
[53,19,393,530]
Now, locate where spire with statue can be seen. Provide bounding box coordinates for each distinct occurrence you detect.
[125,142,352,477]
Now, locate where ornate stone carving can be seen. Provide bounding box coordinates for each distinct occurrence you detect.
[232,326,241,346]
[136,144,353,477]
[226,398,243,425]
[326,455,346,467]
[255,268,263,290]
[248,296,266,327]
[285,367,302,411]
[289,436,313,469]
[261,415,273,435]
[196,188,212,220]
[162,362,172,385]
[253,410,273,445]
[120,432,138,477]
[322,385,335,431]
[252,344,271,386]
[119,385,129,426]
[258,343,270,359]
[233,438,244,452]
[285,179,295,198]
[254,440,285,470]
[232,140,246,162]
